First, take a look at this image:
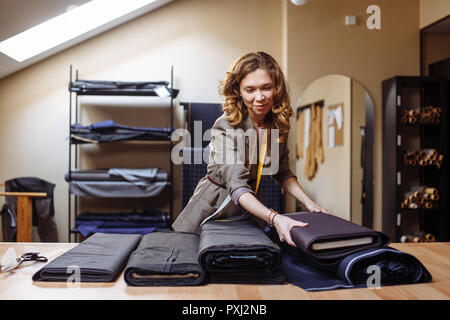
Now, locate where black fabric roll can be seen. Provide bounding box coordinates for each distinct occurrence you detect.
[198,217,284,284]
[32,233,142,282]
[280,246,432,291]
[338,246,432,286]
[286,212,390,266]
[124,231,206,286]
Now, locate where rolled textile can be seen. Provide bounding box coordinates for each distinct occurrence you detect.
[124,231,205,286]
[286,212,390,267]
[280,246,432,291]
[33,233,142,282]
[198,217,284,284]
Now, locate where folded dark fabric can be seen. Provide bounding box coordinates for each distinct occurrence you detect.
[70,123,171,144]
[75,209,171,223]
[286,212,390,266]
[32,233,142,282]
[69,180,168,198]
[198,217,284,284]
[124,231,205,286]
[65,168,168,182]
[75,222,160,237]
[69,79,179,98]
[281,246,432,291]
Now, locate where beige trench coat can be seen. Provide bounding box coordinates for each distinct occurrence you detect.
[172,113,296,234]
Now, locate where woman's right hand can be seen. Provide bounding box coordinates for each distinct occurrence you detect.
[273,214,308,247]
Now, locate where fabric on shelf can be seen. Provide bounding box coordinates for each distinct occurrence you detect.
[75,209,171,223]
[32,233,142,282]
[69,180,168,198]
[124,231,206,286]
[70,79,179,97]
[74,210,170,237]
[65,168,168,182]
[76,225,159,237]
[198,217,284,284]
[70,122,171,144]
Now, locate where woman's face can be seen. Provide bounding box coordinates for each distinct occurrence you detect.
[239,68,275,123]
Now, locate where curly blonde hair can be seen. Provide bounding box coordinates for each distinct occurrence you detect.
[219,51,293,142]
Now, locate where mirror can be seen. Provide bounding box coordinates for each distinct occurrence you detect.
[295,74,374,228]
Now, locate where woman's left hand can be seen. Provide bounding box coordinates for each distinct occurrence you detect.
[305,200,328,213]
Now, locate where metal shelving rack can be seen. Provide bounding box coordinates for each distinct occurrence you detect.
[67,65,176,242]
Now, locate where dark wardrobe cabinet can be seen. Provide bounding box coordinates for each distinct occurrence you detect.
[382,76,448,242]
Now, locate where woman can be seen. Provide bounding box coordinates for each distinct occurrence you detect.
[172,51,327,247]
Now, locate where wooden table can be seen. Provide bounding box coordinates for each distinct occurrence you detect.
[0,242,449,300]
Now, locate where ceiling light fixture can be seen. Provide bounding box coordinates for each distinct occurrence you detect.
[290,0,309,6]
[0,0,158,62]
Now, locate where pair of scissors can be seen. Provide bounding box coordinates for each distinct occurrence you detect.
[1,252,48,272]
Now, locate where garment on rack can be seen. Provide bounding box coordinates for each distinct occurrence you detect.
[3,177,58,242]
[124,231,206,286]
[280,246,432,291]
[33,233,142,282]
[198,217,284,284]
[296,110,305,159]
[70,121,171,144]
[0,204,16,242]
[70,79,179,98]
[304,104,324,180]
[285,212,389,267]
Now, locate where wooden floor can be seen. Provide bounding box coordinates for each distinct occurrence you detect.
[0,242,449,300]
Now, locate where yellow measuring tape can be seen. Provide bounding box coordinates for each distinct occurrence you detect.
[216,128,268,222]
[255,128,268,194]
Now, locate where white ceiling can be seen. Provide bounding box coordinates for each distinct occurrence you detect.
[0,0,174,80]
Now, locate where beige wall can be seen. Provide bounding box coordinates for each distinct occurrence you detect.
[296,75,351,221]
[285,0,420,231]
[0,0,282,242]
[420,0,450,28]
[0,0,424,241]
